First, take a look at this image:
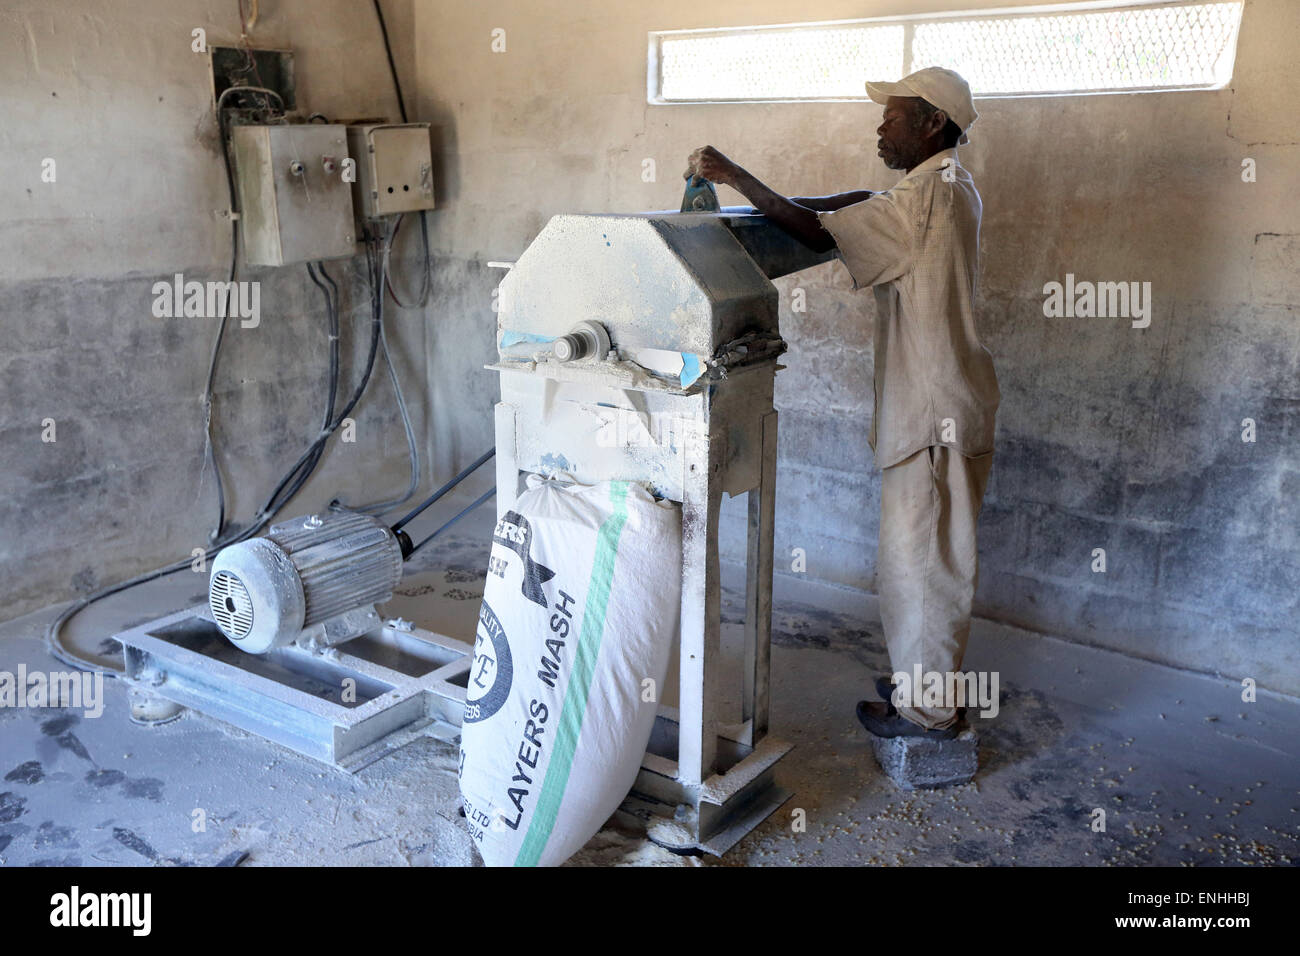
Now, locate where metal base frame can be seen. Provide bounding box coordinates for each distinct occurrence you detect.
[115,606,473,772]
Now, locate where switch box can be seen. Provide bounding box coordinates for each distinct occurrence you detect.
[231,124,356,266]
[346,123,435,219]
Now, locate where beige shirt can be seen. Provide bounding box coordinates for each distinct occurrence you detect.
[817,148,999,469]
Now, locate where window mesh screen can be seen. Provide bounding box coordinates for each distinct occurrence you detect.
[658,26,904,100]
[651,2,1243,101]
[912,3,1243,95]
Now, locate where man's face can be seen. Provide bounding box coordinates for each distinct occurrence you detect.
[876,95,926,171]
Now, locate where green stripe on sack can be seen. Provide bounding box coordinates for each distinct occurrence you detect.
[514,481,630,867]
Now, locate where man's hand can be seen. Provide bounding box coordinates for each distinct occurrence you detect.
[685,146,742,188]
[683,147,836,253]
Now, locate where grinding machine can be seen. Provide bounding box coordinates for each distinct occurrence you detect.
[488,192,831,853]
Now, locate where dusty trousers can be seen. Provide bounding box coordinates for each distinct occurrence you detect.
[877,445,994,730]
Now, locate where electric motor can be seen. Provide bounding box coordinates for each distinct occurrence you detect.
[209,510,403,653]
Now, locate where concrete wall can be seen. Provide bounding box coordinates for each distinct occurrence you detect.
[0,0,432,619]
[413,0,1300,693]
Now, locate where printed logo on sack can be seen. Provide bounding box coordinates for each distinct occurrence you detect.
[493,511,555,608]
[465,601,513,723]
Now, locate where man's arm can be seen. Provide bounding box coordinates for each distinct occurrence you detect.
[788,191,874,212]
[686,146,857,253]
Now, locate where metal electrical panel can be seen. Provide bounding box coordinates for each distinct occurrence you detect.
[346,123,435,219]
[231,124,356,266]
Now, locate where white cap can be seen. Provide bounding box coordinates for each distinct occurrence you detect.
[866,67,978,146]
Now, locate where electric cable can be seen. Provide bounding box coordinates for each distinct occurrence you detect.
[372,0,407,123]
[250,302,382,529]
[363,5,436,503]
[356,246,422,513]
[374,300,421,510]
[306,260,341,442]
[384,212,433,309]
[371,0,434,310]
[238,0,260,37]
[206,84,286,543]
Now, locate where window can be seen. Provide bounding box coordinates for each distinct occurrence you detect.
[648,0,1245,102]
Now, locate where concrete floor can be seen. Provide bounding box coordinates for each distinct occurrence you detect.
[1,494,1296,867]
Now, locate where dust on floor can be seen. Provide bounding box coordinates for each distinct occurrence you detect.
[1,501,1296,867]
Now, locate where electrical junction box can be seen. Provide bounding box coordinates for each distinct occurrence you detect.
[346,123,435,219]
[230,124,356,266]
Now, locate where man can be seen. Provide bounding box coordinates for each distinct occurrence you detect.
[685,67,999,740]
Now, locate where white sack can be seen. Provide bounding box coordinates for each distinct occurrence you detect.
[459,474,681,866]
